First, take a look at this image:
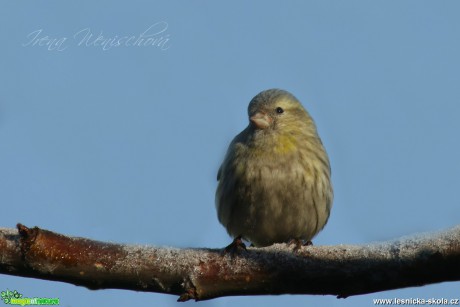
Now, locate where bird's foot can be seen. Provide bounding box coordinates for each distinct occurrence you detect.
[287,238,303,251]
[287,239,313,251]
[223,235,247,255]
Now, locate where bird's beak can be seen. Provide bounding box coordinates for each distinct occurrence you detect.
[250,112,271,129]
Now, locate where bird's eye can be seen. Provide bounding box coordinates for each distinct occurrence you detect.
[276,107,284,114]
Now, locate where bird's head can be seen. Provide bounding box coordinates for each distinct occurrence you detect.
[247,89,316,136]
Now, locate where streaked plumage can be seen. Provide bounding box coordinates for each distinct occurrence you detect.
[216,89,333,247]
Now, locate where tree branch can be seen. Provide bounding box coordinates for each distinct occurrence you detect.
[1,224,459,301]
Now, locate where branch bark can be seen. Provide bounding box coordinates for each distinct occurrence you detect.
[1,224,459,301]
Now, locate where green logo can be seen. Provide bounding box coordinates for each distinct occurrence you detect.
[1,290,59,306]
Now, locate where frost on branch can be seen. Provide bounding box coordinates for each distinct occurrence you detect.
[0,224,459,301]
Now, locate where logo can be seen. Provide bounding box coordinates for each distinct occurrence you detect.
[1,290,59,306]
[22,22,171,51]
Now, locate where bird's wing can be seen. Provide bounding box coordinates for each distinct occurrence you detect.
[217,165,222,181]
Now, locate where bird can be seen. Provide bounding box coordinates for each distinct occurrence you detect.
[215,89,333,247]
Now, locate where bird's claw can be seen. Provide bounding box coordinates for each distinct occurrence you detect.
[223,235,247,255]
[287,239,313,251]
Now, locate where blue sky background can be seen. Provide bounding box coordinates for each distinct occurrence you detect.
[1,1,460,306]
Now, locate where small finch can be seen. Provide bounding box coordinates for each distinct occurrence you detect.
[216,89,333,247]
